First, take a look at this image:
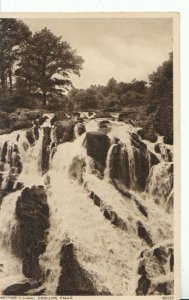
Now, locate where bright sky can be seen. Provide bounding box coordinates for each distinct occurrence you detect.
[22,17,173,89]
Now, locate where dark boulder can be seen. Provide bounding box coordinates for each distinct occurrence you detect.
[137,221,153,247]
[1,141,8,163]
[164,135,173,145]
[0,112,10,129]
[109,143,130,188]
[108,135,159,191]
[131,132,147,150]
[0,160,4,171]
[85,132,110,172]
[95,112,111,118]
[3,282,32,295]
[25,111,43,121]
[11,120,33,131]
[136,273,151,296]
[137,128,146,139]
[144,131,158,143]
[33,126,39,140]
[137,128,157,143]
[26,129,35,145]
[55,121,75,144]
[41,127,51,174]
[57,243,98,295]
[38,115,48,126]
[75,123,86,136]
[16,186,49,279]
[154,143,161,153]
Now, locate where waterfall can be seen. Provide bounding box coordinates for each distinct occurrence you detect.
[0,191,25,294]
[0,113,174,296]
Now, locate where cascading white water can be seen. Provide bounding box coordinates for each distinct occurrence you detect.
[0,114,174,295]
[0,191,25,294]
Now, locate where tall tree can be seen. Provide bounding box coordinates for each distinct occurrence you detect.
[0,18,31,96]
[148,52,173,106]
[16,28,84,106]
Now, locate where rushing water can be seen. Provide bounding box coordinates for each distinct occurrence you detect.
[0,113,173,295]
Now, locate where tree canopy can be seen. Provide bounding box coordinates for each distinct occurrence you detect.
[16,28,84,106]
[0,18,31,96]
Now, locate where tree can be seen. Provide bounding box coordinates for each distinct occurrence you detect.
[16,28,84,106]
[0,18,31,97]
[148,52,173,106]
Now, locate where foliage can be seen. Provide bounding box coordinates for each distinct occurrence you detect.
[16,28,84,106]
[0,18,31,97]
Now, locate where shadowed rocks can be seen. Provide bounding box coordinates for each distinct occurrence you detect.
[57,243,99,295]
[136,242,174,295]
[41,127,51,174]
[108,133,159,191]
[15,186,49,279]
[85,132,110,174]
[55,120,75,144]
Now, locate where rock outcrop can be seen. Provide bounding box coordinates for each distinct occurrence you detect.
[55,120,75,144]
[108,134,159,190]
[85,132,110,173]
[136,242,174,295]
[57,243,98,295]
[41,127,51,174]
[16,186,49,279]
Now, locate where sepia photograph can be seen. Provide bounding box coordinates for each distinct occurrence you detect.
[0,13,179,298]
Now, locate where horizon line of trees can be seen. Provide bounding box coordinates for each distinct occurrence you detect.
[67,52,173,111]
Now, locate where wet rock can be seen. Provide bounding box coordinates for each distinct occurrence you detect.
[33,126,39,140]
[154,143,161,153]
[136,242,174,295]
[50,112,67,125]
[41,127,51,174]
[25,111,43,121]
[69,157,86,184]
[164,135,173,145]
[109,138,159,191]
[75,123,86,136]
[26,129,35,145]
[55,120,75,144]
[3,282,32,295]
[109,144,130,188]
[131,133,147,150]
[137,129,158,143]
[0,112,11,129]
[38,115,48,126]
[0,161,4,171]
[144,131,158,143]
[15,182,24,190]
[57,243,98,295]
[137,221,153,247]
[95,111,111,118]
[16,186,49,279]
[154,143,173,162]
[85,132,110,172]
[1,141,8,163]
[89,189,128,231]
[11,120,33,131]
[136,272,151,295]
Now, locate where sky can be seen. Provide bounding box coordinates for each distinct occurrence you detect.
[21,17,173,89]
